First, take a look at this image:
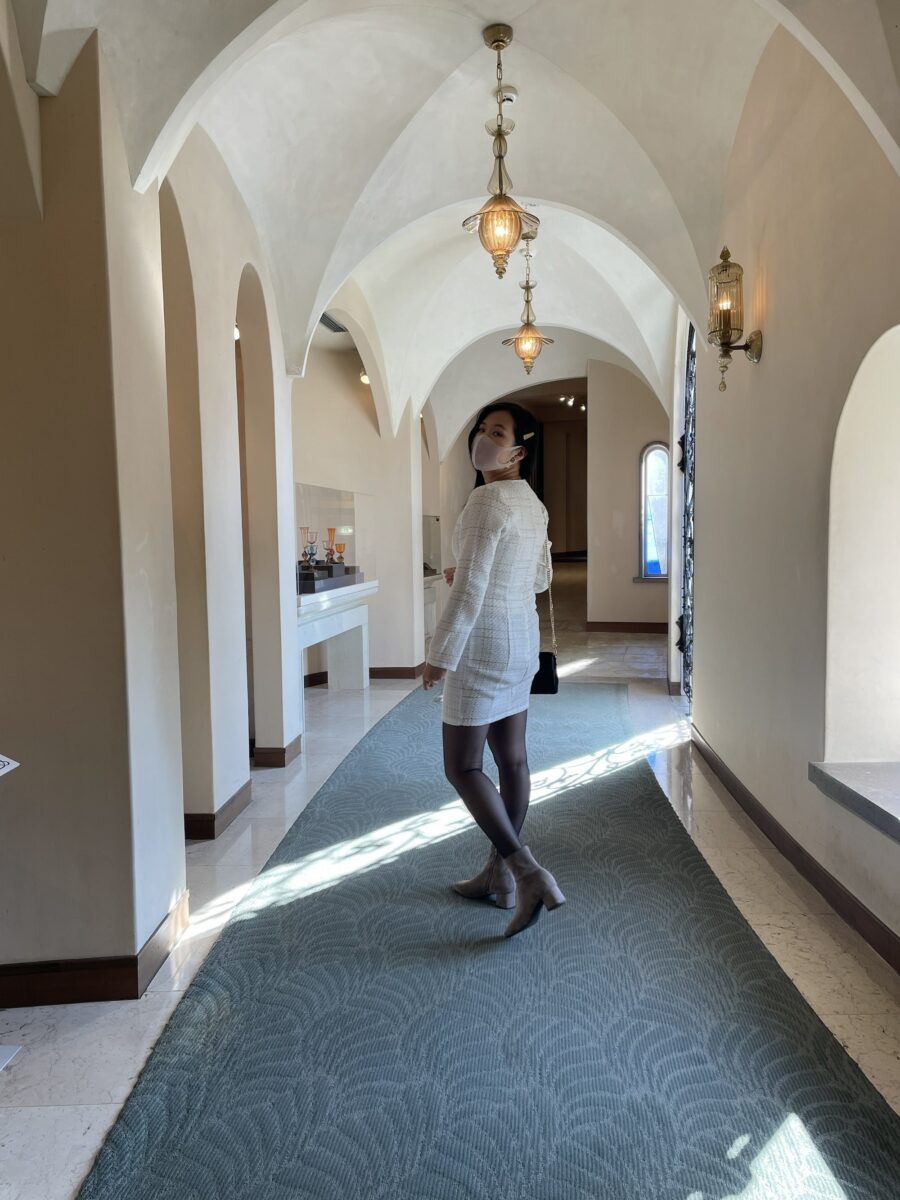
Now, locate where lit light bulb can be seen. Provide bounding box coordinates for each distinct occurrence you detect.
[233,325,240,341]
[359,371,370,385]
[567,397,574,406]
[580,404,586,411]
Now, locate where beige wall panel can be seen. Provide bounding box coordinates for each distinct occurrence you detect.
[0,36,184,960]
[543,424,569,551]
[566,424,588,551]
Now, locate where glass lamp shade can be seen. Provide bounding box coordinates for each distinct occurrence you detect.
[463,194,538,279]
[708,247,744,347]
[502,323,554,374]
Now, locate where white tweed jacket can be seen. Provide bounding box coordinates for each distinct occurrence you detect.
[427,479,550,675]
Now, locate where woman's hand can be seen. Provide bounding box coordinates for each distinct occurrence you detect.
[442,566,455,586]
[422,662,446,690]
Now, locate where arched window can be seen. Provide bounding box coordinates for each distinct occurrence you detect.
[640,443,669,578]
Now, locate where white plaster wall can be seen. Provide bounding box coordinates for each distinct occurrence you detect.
[100,53,185,947]
[587,361,670,625]
[826,325,900,761]
[160,180,215,811]
[166,127,300,805]
[293,346,424,670]
[693,30,900,931]
[421,405,440,517]
[440,423,480,571]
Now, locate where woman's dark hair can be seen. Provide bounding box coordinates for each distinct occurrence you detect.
[468,401,542,489]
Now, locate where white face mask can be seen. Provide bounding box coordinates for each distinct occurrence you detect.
[470,431,524,473]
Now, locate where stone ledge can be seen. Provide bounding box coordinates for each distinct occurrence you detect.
[808,761,900,845]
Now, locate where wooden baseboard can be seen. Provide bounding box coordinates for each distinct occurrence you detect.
[369,663,425,679]
[253,733,302,769]
[184,778,252,839]
[692,726,899,975]
[304,670,328,688]
[586,621,668,633]
[668,679,682,696]
[0,890,190,1007]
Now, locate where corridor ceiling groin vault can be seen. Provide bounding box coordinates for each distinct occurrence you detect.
[17,0,900,434]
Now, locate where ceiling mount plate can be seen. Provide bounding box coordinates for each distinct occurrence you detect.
[483,23,513,51]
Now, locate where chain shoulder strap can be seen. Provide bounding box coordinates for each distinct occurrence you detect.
[544,537,557,654]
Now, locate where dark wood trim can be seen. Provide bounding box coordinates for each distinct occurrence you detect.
[668,679,682,696]
[253,733,302,769]
[586,621,668,634]
[304,670,328,688]
[184,778,252,840]
[370,663,425,679]
[0,890,190,1007]
[692,726,899,975]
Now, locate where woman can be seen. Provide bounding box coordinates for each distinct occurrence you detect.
[422,403,565,937]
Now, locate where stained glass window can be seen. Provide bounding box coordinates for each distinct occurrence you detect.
[641,443,669,578]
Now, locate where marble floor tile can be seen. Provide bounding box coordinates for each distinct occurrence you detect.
[750,915,897,1018]
[0,1104,119,1200]
[824,1010,900,1111]
[0,994,182,1108]
[697,844,836,918]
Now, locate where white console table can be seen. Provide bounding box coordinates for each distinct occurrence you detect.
[297,578,378,690]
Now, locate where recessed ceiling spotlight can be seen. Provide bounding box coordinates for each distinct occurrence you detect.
[233,325,240,341]
[359,371,370,385]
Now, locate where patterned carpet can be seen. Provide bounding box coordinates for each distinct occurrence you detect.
[78,684,900,1199]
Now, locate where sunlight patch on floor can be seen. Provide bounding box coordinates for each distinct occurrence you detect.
[225,720,691,916]
[556,657,598,677]
[718,1113,848,1200]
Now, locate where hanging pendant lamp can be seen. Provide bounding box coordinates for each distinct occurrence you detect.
[463,24,539,279]
[502,232,553,373]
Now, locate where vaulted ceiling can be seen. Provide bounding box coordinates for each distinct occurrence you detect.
[22,0,900,438]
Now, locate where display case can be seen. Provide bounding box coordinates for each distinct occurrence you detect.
[294,483,376,595]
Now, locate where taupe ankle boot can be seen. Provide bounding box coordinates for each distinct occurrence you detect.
[502,845,565,937]
[451,846,516,909]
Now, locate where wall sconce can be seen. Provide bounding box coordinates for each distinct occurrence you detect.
[359,370,370,385]
[708,247,762,391]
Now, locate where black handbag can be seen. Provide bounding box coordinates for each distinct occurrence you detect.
[531,537,558,695]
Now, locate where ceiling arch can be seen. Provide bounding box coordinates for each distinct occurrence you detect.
[34,0,900,190]
[429,328,659,460]
[324,199,678,436]
[26,0,900,397]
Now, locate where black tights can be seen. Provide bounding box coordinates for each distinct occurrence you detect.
[442,710,530,858]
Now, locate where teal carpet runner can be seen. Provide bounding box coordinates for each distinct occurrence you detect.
[78,683,900,1199]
